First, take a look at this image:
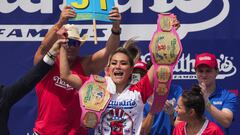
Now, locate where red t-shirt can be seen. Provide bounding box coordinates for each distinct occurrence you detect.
[173,120,224,135]
[34,58,88,135]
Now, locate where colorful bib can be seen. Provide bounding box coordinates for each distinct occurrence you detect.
[149,13,182,113]
[79,75,111,128]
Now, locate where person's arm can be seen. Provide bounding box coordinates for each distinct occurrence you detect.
[34,6,76,65]
[147,66,154,88]
[81,7,121,75]
[2,55,55,106]
[59,41,84,90]
[200,83,235,128]
[163,98,176,125]
[206,102,234,128]
[164,86,183,125]
[140,112,155,135]
[2,37,61,106]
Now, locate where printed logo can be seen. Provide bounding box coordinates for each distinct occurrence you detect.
[141,53,237,80]
[199,56,212,61]
[0,0,230,41]
[53,76,74,90]
[100,108,133,135]
[0,0,53,14]
[213,101,223,105]
[117,0,230,40]
[108,99,137,109]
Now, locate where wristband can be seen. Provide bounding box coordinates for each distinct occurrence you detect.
[206,101,211,108]
[47,52,56,60]
[43,54,55,65]
[111,28,121,35]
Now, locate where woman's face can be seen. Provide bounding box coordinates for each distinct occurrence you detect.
[108,52,133,86]
[175,96,189,121]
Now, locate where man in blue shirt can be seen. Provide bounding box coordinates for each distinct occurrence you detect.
[175,52,239,135]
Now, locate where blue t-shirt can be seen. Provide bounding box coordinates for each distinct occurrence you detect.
[205,85,239,135]
[143,84,183,135]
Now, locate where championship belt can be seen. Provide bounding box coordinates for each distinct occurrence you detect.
[149,13,182,113]
[79,75,111,128]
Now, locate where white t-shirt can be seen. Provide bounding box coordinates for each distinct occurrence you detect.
[95,75,153,135]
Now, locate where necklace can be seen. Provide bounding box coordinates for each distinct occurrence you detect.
[187,125,199,135]
[185,118,206,135]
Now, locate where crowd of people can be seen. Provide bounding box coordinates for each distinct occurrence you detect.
[1,4,239,135]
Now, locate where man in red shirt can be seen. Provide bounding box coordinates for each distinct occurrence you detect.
[33,6,121,135]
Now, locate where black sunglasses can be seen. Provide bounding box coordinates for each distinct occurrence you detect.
[68,38,81,46]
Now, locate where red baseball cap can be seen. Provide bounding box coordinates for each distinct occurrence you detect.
[194,53,218,69]
[134,61,147,71]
